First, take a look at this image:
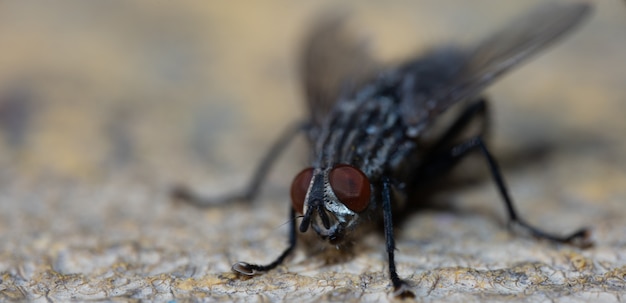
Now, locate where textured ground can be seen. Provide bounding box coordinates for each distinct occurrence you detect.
[0,1,625,302]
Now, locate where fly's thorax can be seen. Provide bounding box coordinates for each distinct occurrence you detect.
[290,164,372,245]
[310,87,422,185]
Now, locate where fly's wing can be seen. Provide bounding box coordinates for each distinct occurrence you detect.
[399,2,592,137]
[301,14,380,128]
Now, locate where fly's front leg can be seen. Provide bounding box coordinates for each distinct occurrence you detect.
[381,176,415,299]
[428,136,591,247]
[172,121,309,207]
[231,207,299,275]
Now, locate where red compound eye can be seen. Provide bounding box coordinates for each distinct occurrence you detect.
[290,167,314,214]
[329,164,370,212]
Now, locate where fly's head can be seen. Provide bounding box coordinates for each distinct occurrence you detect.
[290,164,371,245]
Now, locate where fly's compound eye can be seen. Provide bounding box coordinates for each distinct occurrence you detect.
[290,167,314,214]
[329,164,371,212]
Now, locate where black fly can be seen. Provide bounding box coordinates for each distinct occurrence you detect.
[173,2,593,298]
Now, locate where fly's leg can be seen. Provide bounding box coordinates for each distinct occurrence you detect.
[430,97,489,153]
[423,136,591,247]
[382,176,416,299]
[174,123,305,273]
[414,98,487,181]
[416,98,591,247]
[172,121,308,207]
[232,207,298,275]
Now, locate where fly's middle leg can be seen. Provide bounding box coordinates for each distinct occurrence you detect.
[171,121,308,207]
[451,136,591,247]
[415,98,592,247]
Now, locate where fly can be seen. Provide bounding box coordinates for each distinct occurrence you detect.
[173,2,593,298]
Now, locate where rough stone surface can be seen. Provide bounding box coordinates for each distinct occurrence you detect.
[0,1,625,302]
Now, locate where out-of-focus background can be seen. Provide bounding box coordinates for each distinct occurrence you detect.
[0,1,624,302]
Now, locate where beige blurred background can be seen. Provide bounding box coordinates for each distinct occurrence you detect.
[0,1,625,302]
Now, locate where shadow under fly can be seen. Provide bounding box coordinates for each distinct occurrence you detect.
[173,2,594,299]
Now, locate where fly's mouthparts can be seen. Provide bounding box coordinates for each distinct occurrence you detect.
[299,206,313,232]
[317,204,332,229]
[300,198,333,232]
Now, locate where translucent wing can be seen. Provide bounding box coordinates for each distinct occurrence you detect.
[301,14,380,127]
[399,2,592,136]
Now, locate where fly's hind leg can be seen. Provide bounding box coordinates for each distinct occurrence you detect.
[415,98,592,247]
[172,121,308,207]
[415,97,489,181]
